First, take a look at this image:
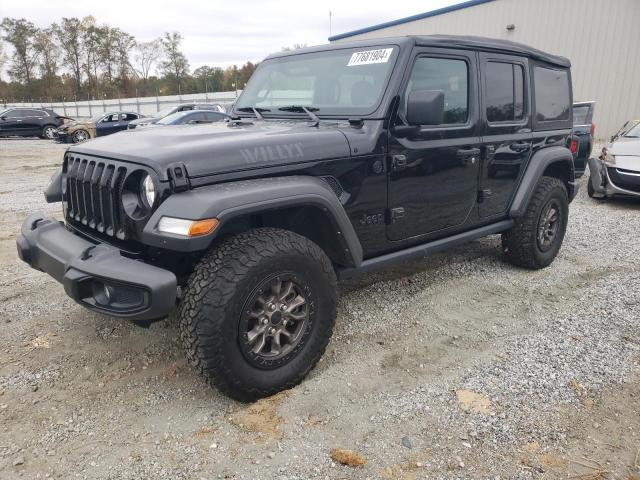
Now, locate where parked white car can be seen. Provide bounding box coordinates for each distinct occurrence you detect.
[588,119,640,199]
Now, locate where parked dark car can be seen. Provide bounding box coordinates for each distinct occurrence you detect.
[55,112,145,143]
[18,35,577,401]
[572,101,595,177]
[0,107,68,139]
[151,110,230,126]
[128,103,226,129]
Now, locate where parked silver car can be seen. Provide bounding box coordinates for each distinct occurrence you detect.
[588,119,640,199]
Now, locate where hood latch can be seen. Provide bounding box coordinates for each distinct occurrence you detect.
[167,163,190,192]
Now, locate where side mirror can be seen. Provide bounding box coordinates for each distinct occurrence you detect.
[0,116,6,120]
[406,89,445,126]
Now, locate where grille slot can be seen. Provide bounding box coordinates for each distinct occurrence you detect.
[63,155,131,240]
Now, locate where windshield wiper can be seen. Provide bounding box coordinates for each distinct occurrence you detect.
[236,106,270,120]
[278,105,320,126]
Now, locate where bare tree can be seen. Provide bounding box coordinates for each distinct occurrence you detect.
[34,27,60,94]
[53,17,84,95]
[159,32,189,94]
[133,39,161,82]
[0,17,40,84]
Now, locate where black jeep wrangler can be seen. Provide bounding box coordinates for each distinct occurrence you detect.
[17,36,577,401]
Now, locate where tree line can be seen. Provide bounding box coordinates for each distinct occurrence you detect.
[0,16,258,103]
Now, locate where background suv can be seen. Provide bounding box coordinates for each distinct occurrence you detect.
[0,107,67,139]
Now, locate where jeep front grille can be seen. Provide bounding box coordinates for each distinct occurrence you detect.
[63,155,129,240]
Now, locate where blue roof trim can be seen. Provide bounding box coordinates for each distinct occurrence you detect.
[328,0,496,41]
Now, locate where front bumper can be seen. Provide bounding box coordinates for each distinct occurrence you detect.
[53,130,72,143]
[16,213,177,321]
[587,157,640,198]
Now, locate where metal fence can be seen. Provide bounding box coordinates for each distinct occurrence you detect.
[1,91,239,119]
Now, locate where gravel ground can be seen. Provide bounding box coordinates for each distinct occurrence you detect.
[1,138,639,480]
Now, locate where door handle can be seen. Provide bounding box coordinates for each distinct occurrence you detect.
[456,148,480,158]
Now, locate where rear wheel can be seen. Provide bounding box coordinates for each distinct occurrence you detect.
[41,125,56,139]
[178,228,337,401]
[502,176,568,269]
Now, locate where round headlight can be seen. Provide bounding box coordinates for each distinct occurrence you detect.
[141,174,156,207]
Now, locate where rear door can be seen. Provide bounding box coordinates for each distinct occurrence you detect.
[572,101,594,173]
[120,113,139,130]
[478,53,532,218]
[387,48,481,241]
[21,108,47,135]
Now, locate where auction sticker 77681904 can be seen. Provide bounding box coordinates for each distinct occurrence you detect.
[347,48,393,66]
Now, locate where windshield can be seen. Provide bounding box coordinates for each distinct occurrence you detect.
[623,122,640,138]
[235,46,399,117]
[90,113,106,123]
[155,105,179,118]
[156,111,189,125]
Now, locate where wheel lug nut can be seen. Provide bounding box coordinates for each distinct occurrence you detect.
[269,327,276,335]
[268,303,276,311]
[260,317,268,325]
[280,304,287,310]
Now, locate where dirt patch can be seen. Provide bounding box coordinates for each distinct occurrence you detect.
[227,391,289,440]
[330,448,367,467]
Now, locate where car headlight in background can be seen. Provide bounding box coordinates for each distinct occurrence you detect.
[142,174,156,208]
[600,147,616,165]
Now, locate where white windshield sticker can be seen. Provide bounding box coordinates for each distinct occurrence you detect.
[347,48,393,66]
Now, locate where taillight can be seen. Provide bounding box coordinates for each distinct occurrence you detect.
[569,139,578,154]
[591,123,596,136]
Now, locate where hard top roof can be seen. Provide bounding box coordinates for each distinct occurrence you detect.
[267,35,570,68]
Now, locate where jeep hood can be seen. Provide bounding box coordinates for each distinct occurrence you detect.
[68,121,351,180]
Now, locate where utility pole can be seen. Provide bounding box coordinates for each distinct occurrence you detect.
[329,11,332,37]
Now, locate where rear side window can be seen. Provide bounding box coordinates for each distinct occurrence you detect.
[485,62,525,122]
[534,67,570,122]
[406,57,469,125]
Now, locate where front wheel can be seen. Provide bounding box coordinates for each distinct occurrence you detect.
[179,228,338,401]
[71,129,89,143]
[502,176,568,269]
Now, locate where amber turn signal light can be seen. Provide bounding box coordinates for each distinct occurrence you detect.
[188,218,219,237]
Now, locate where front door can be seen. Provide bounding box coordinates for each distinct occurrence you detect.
[387,48,481,241]
[96,114,121,136]
[0,109,25,136]
[478,52,533,218]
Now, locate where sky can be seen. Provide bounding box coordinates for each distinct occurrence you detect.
[0,0,464,71]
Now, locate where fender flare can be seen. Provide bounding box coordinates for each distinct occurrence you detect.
[142,176,364,267]
[509,146,575,217]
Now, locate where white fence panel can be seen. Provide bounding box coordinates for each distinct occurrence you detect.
[2,91,240,119]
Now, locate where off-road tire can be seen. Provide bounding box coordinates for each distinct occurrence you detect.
[502,176,568,269]
[178,228,338,401]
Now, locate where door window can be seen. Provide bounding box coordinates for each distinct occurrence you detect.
[6,109,24,118]
[485,62,525,122]
[123,113,138,121]
[185,112,207,123]
[405,57,469,125]
[22,109,45,117]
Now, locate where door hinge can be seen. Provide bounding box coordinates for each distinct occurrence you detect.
[167,163,190,192]
[477,189,492,203]
[388,207,405,224]
[390,154,407,172]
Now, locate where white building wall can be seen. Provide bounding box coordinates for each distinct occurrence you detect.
[332,0,640,139]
